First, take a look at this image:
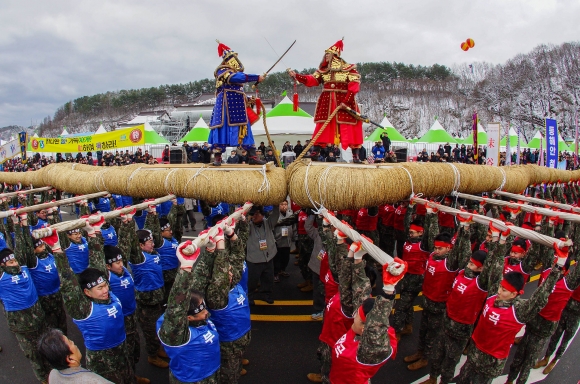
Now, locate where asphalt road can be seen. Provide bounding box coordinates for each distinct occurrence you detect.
[1,215,579,383]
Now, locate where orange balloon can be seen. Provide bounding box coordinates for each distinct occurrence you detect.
[461,42,469,51]
[466,38,475,48]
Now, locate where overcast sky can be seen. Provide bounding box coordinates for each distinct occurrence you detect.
[1,0,578,128]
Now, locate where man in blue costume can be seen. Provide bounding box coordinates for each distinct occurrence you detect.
[209,41,266,166]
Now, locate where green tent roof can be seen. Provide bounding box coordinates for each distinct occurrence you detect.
[365,116,407,142]
[500,127,522,147]
[462,123,487,145]
[143,122,169,144]
[526,130,569,151]
[266,96,312,118]
[179,117,210,142]
[416,120,457,144]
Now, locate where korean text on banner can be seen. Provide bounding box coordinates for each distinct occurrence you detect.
[486,122,500,166]
[29,126,145,153]
[0,138,23,163]
[546,119,558,168]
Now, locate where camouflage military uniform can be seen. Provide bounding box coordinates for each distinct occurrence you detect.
[455,266,562,384]
[430,238,508,384]
[146,208,178,303]
[507,263,580,384]
[391,208,435,333]
[16,224,68,334]
[544,295,580,360]
[416,214,472,363]
[53,248,133,383]
[378,221,396,257]
[124,312,141,369]
[317,248,370,383]
[158,269,219,384]
[130,214,165,359]
[205,223,252,384]
[2,230,51,382]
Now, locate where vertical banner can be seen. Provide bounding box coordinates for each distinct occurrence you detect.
[472,113,478,161]
[486,123,500,166]
[18,132,27,162]
[575,111,578,168]
[516,126,521,165]
[546,118,558,168]
[505,123,511,166]
[539,135,544,166]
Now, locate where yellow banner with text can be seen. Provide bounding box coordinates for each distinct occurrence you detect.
[30,126,145,153]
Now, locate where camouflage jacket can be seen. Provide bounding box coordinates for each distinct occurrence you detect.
[357,294,395,365]
[158,269,208,346]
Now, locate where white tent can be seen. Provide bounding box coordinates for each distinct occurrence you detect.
[94,125,107,135]
[60,128,69,136]
[250,96,314,151]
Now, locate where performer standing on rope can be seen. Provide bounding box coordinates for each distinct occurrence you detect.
[287,39,364,163]
[209,41,266,166]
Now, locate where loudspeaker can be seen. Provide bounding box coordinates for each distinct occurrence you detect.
[394,147,408,162]
[170,147,186,164]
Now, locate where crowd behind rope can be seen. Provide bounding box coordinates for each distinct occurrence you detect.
[0,180,579,384]
[1,139,577,172]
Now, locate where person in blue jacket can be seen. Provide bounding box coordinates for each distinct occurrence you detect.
[209,41,266,166]
[371,141,386,162]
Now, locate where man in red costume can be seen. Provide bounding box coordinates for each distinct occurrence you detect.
[287,39,364,163]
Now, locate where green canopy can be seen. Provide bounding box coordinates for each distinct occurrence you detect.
[144,122,169,144]
[526,130,569,151]
[266,96,312,118]
[179,117,210,142]
[462,123,487,145]
[365,116,407,142]
[416,120,457,144]
[500,127,522,147]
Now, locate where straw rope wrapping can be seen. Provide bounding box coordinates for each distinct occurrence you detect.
[453,191,580,224]
[32,195,176,239]
[413,197,571,249]
[259,104,282,167]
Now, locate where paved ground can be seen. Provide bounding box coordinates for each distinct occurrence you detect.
[1,212,579,383]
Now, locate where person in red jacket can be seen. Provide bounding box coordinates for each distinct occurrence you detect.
[536,283,580,374]
[421,220,509,384]
[438,196,456,235]
[454,262,565,383]
[287,39,364,162]
[355,207,379,245]
[391,219,429,339]
[378,204,396,256]
[393,201,409,258]
[328,255,407,384]
[307,236,371,383]
[404,204,471,371]
[506,236,579,384]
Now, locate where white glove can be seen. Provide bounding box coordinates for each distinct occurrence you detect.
[349,241,366,260]
[176,240,200,270]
